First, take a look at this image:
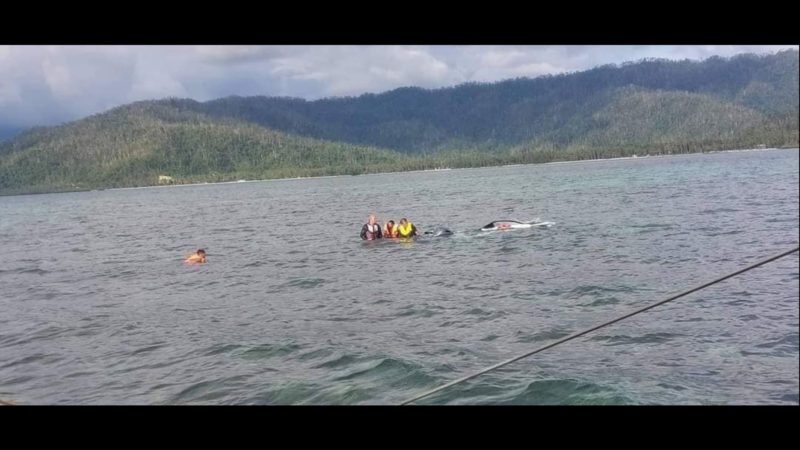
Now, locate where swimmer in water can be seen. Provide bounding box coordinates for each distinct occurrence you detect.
[185,249,206,265]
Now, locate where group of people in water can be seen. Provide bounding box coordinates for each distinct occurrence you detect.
[185,214,523,263]
[360,214,419,240]
[185,215,418,264]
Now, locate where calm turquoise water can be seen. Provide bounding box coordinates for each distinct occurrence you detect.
[0,149,797,404]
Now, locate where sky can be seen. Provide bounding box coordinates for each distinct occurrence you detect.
[0,45,796,129]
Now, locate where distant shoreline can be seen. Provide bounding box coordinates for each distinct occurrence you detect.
[112,148,781,191]
[2,146,797,198]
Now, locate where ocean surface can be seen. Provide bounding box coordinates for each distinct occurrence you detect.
[1,148,797,404]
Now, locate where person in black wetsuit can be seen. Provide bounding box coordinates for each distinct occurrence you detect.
[360,214,383,240]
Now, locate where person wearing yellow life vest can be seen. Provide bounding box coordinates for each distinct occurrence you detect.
[395,218,418,238]
[383,220,399,238]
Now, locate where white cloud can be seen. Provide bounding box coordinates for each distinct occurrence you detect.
[0,45,795,128]
[194,45,288,64]
[42,57,77,98]
[271,46,457,96]
[0,80,22,104]
[129,71,188,100]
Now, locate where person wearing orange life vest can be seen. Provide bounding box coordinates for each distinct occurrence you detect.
[395,218,418,238]
[383,220,399,238]
[360,214,383,240]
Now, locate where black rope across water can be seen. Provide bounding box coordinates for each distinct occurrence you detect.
[400,245,799,405]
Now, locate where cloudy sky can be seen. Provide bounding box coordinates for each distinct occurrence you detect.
[0,45,796,129]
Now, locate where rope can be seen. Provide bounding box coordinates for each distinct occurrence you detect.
[400,245,799,405]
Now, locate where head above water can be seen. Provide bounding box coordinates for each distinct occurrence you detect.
[399,218,408,225]
[387,220,395,226]
[368,214,377,224]
[197,249,206,255]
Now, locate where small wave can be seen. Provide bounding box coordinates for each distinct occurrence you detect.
[463,308,507,322]
[298,348,335,361]
[172,375,251,404]
[753,333,799,355]
[285,278,326,289]
[240,343,304,360]
[0,375,35,386]
[313,353,361,369]
[705,230,744,236]
[64,370,98,379]
[656,383,688,391]
[241,261,266,268]
[108,270,137,279]
[432,378,635,405]
[500,379,635,405]
[775,393,799,403]
[397,308,439,318]
[510,292,539,301]
[17,268,49,275]
[0,353,62,370]
[590,332,684,346]
[566,284,635,299]
[203,344,244,356]
[129,343,168,356]
[629,223,673,229]
[327,356,439,398]
[241,381,322,405]
[331,357,418,382]
[516,328,571,343]
[699,208,741,214]
[579,296,621,307]
[0,325,67,346]
[300,384,375,405]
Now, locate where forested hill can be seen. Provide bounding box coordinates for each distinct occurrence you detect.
[0,50,797,195]
[192,49,798,152]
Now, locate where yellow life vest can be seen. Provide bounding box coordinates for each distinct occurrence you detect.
[397,222,415,237]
